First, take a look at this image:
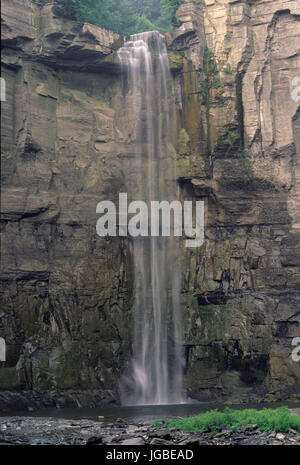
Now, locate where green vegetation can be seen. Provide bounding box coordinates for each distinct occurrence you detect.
[63,0,181,35]
[200,46,223,107]
[154,407,300,433]
[237,150,265,170]
[223,65,233,75]
[199,46,225,154]
[223,130,240,155]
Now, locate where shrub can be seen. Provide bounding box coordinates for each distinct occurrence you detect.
[154,407,300,433]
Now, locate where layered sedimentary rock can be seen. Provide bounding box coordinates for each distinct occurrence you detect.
[169,0,300,402]
[0,0,299,409]
[1,0,130,409]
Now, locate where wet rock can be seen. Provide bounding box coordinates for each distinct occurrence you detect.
[178,437,201,446]
[121,438,145,445]
[86,436,103,446]
[149,429,172,440]
[0,415,299,445]
[0,0,300,408]
[239,424,258,433]
[150,438,174,445]
[214,429,232,438]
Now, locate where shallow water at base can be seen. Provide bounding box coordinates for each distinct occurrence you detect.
[1,401,299,425]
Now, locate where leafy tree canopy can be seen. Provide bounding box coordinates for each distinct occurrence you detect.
[63,0,181,35]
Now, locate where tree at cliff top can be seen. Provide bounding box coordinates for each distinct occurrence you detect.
[63,0,181,35]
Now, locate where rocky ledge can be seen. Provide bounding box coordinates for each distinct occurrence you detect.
[0,414,299,446]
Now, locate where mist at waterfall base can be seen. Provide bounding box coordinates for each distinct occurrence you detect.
[117,32,185,406]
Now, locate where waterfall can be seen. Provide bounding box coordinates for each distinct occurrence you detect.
[118,31,184,405]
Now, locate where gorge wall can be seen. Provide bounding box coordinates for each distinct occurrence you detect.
[1,0,299,410]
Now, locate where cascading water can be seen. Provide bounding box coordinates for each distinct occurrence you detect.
[118,31,184,405]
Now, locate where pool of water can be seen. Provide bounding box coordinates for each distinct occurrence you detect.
[1,401,299,424]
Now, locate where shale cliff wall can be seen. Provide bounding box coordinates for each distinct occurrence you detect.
[1,0,299,409]
[170,0,300,403]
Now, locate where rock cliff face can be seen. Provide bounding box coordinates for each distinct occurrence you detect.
[1,0,299,410]
[170,0,300,403]
[1,0,129,409]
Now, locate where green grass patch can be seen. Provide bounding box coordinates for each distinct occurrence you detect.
[153,407,300,433]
